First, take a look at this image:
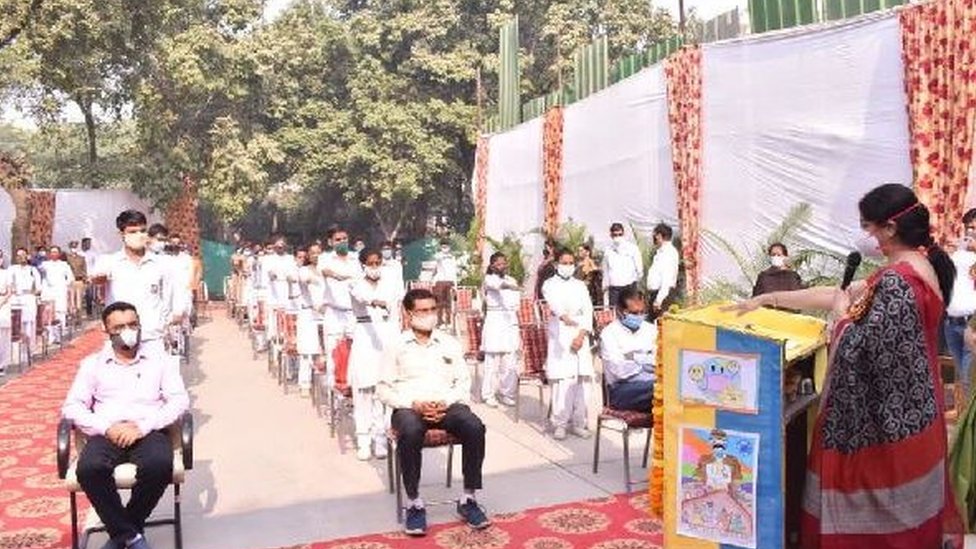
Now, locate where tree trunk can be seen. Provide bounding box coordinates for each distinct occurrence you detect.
[9,188,30,251]
[78,98,97,167]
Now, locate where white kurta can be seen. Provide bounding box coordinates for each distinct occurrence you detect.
[41,260,73,314]
[317,254,362,337]
[481,274,521,353]
[541,275,595,380]
[10,264,41,330]
[348,277,400,389]
[296,265,324,356]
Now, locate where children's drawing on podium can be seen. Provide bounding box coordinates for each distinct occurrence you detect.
[679,349,759,413]
[677,427,759,548]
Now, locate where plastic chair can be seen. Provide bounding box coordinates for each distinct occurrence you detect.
[515,323,548,423]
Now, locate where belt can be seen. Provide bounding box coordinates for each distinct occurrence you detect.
[356,316,372,323]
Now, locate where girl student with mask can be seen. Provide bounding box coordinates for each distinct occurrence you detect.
[729,184,962,548]
[751,242,805,299]
[348,249,400,460]
[480,252,521,407]
[542,248,595,440]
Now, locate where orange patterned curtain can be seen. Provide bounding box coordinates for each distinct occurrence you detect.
[27,190,56,248]
[165,175,201,251]
[542,106,565,236]
[475,137,490,258]
[665,47,704,301]
[901,0,976,244]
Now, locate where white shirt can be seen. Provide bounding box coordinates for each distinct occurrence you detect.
[381,259,405,296]
[599,319,657,384]
[317,253,362,310]
[264,253,299,307]
[948,249,976,317]
[10,264,41,294]
[93,251,174,341]
[42,259,73,288]
[377,330,469,409]
[433,251,458,283]
[646,241,680,306]
[602,240,644,288]
[80,249,98,274]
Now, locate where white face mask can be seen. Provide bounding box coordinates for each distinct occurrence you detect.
[770,255,787,268]
[381,249,393,260]
[611,236,623,246]
[854,233,884,258]
[123,232,147,251]
[557,264,576,279]
[149,241,165,254]
[440,246,450,253]
[364,266,381,280]
[410,313,437,332]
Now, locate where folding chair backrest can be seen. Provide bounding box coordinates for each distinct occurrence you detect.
[10,308,21,340]
[454,286,475,312]
[284,312,298,353]
[520,324,547,375]
[517,297,536,326]
[333,337,353,387]
[463,312,483,358]
[536,301,552,324]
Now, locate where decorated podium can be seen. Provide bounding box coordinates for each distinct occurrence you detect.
[651,303,828,549]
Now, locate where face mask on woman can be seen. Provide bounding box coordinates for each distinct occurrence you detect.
[854,233,884,259]
[381,248,393,260]
[364,266,382,281]
[770,255,787,268]
[557,264,575,279]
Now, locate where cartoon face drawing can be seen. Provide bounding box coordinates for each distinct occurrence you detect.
[688,364,705,384]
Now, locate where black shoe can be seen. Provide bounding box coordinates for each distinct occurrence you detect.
[404,506,427,536]
[457,498,491,530]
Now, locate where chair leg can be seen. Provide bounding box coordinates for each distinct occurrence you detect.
[592,420,602,474]
[395,449,404,523]
[70,491,79,549]
[514,384,522,423]
[174,483,183,549]
[642,428,652,469]
[622,429,632,493]
[387,440,395,494]
[446,444,454,488]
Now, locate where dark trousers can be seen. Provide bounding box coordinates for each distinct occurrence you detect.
[608,283,637,311]
[648,288,678,321]
[76,431,173,541]
[609,379,654,413]
[84,285,94,317]
[391,403,485,500]
[433,281,455,326]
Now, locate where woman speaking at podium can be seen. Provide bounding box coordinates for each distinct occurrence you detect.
[731,183,962,549]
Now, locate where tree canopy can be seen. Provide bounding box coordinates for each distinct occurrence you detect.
[0,0,679,242]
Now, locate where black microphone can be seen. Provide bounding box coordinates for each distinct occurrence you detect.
[841,251,862,290]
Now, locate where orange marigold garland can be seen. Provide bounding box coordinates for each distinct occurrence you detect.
[650,318,666,517]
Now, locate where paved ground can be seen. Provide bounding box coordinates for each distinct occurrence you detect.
[85,310,647,549]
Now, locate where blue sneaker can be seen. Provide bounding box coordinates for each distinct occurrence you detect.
[457,499,491,530]
[404,506,427,536]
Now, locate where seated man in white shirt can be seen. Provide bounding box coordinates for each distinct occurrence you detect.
[62,301,189,549]
[378,288,490,536]
[599,287,656,413]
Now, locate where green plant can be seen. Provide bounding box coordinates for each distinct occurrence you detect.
[486,232,528,285]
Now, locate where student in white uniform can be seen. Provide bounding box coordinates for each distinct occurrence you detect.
[41,246,73,343]
[0,252,12,375]
[90,210,175,355]
[317,229,362,383]
[10,247,42,353]
[542,248,594,440]
[168,235,196,327]
[599,287,657,412]
[380,241,405,299]
[479,252,521,407]
[296,244,325,395]
[349,249,400,460]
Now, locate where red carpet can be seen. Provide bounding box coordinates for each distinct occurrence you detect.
[0,329,104,549]
[276,493,663,549]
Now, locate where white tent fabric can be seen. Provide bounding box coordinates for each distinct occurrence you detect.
[561,64,678,250]
[699,14,912,286]
[0,190,14,258]
[51,189,162,254]
[485,117,545,270]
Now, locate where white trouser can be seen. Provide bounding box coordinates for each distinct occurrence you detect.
[482,352,518,401]
[0,327,10,369]
[550,376,592,429]
[353,386,387,449]
[298,355,314,389]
